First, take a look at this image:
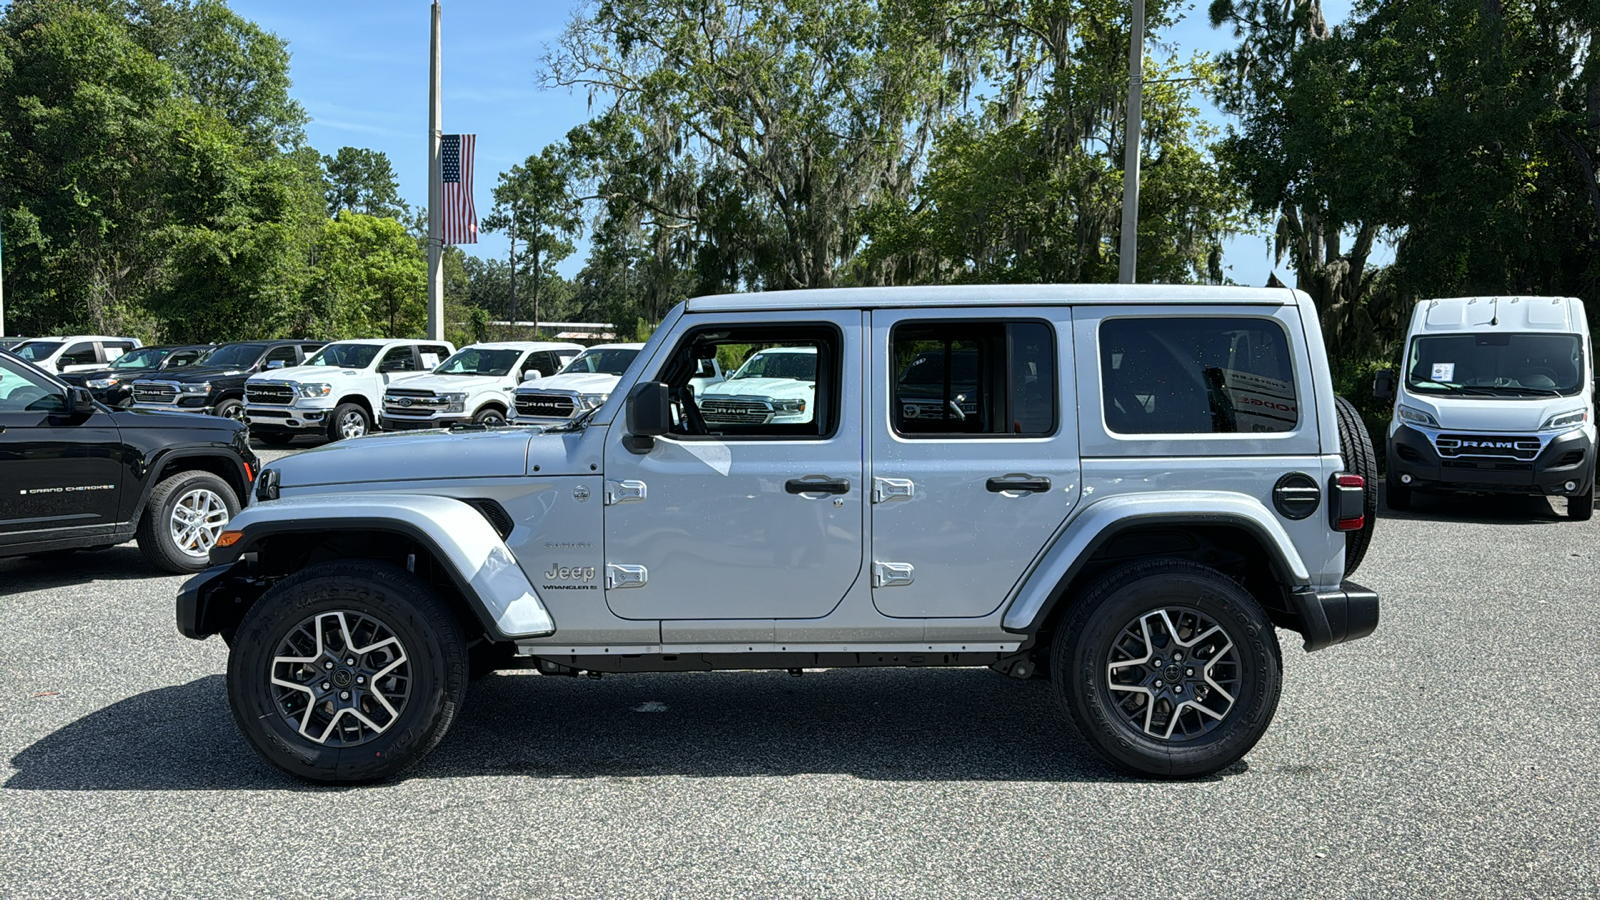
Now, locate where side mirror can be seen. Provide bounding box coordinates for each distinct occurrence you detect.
[522,370,543,382]
[65,386,95,415]
[1373,369,1396,402]
[624,381,671,452]
[267,360,286,369]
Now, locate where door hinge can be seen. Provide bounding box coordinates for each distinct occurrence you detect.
[604,479,648,505]
[872,561,915,588]
[872,477,915,504]
[605,563,649,590]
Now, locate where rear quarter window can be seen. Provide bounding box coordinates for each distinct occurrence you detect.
[1100,317,1299,435]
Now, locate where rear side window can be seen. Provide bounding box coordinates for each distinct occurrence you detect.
[60,342,98,366]
[890,321,1056,437]
[1100,317,1298,435]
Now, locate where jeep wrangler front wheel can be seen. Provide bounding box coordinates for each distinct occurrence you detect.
[1052,559,1282,778]
[226,561,468,784]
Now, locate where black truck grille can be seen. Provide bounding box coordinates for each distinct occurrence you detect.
[247,384,295,405]
[515,393,576,418]
[133,382,177,404]
[1434,434,1540,460]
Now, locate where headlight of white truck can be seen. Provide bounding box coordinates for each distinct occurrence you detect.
[579,393,609,409]
[178,382,211,395]
[295,383,332,399]
[1397,405,1438,427]
[774,398,807,414]
[441,392,468,414]
[1541,408,1588,430]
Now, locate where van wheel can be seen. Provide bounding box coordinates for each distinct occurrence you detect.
[1052,559,1282,778]
[226,561,468,784]
[1386,471,1412,511]
[136,470,241,573]
[1334,396,1379,576]
[1569,466,1594,520]
[329,403,370,441]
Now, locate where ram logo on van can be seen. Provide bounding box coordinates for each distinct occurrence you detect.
[1459,440,1517,449]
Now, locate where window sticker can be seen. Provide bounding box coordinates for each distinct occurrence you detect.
[104,347,124,360]
[1431,362,1455,382]
[420,353,440,369]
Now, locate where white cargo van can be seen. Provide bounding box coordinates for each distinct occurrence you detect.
[1375,296,1595,518]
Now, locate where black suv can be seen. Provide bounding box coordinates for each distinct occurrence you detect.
[59,344,215,408]
[0,349,258,573]
[129,340,324,423]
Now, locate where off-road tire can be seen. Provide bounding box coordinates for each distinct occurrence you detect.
[256,432,294,446]
[328,402,371,441]
[1335,395,1379,576]
[226,561,468,784]
[212,398,245,424]
[135,470,240,574]
[1386,470,1412,511]
[1052,559,1283,778]
[471,406,507,427]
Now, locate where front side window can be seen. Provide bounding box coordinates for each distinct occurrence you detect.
[262,346,300,369]
[1406,333,1584,397]
[109,347,170,370]
[437,347,520,376]
[59,342,98,366]
[0,354,65,412]
[891,321,1056,437]
[379,346,417,372]
[205,343,270,369]
[305,343,382,369]
[658,325,838,439]
[560,348,639,376]
[1100,317,1299,435]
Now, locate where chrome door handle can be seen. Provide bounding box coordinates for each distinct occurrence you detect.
[987,475,1051,494]
[786,477,850,495]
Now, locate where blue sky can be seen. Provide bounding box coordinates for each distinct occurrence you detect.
[227,0,1375,285]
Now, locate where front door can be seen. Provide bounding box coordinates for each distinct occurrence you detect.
[0,357,126,542]
[602,310,865,620]
[868,307,1080,618]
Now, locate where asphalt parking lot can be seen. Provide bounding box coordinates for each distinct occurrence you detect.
[2,441,1598,898]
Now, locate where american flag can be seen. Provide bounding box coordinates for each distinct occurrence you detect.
[440,134,478,244]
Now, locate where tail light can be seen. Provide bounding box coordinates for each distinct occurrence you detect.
[1331,473,1366,531]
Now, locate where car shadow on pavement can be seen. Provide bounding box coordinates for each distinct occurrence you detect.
[7,669,1243,790]
[1378,484,1576,525]
[0,545,174,589]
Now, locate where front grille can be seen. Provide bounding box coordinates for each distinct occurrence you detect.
[247,383,294,405]
[384,390,447,413]
[1396,444,1422,462]
[1442,460,1533,471]
[1434,434,1540,460]
[702,398,773,425]
[1556,450,1586,467]
[515,393,576,418]
[133,382,177,404]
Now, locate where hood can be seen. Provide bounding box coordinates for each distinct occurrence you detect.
[1399,393,1588,432]
[249,364,367,384]
[385,372,502,393]
[516,372,622,395]
[112,406,246,435]
[145,365,252,383]
[267,428,534,487]
[703,377,815,400]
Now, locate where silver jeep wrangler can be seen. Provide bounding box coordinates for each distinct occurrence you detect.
[179,285,1380,783]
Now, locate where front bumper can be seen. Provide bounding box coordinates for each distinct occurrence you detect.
[245,405,330,432]
[1388,424,1594,495]
[133,400,215,415]
[1289,581,1380,652]
[177,561,253,639]
[381,414,469,431]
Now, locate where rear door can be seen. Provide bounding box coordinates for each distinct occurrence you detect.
[868,308,1080,618]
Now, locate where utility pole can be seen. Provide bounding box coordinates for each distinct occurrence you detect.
[1117,0,1144,284]
[0,218,7,336]
[426,0,445,340]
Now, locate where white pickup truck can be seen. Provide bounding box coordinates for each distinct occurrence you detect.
[508,343,648,426]
[244,338,455,444]
[380,342,583,430]
[700,346,816,426]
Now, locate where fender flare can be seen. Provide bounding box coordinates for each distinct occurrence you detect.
[199,493,555,640]
[1000,491,1311,635]
[131,446,254,523]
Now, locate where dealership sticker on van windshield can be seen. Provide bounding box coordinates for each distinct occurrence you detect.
[1432,362,1455,381]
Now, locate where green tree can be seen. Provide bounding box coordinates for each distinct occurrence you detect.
[481,146,582,331]
[302,212,426,339]
[323,146,408,219]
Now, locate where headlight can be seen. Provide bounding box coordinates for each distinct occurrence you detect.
[579,393,609,409]
[774,398,807,413]
[1397,405,1438,427]
[441,392,468,414]
[87,377,116,389]
[1541,408,1588,430]
[178,382,211,395]
[294,383,332,398]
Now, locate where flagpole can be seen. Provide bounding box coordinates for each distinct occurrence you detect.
[426,0,445,341]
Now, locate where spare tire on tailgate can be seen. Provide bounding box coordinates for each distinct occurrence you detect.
[1335,395,1379,576]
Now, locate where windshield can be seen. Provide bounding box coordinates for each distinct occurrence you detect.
[305,343,381,369]
[733,351,816,381]
[559,348,638,376]
[195,343,266,369]
[436,347,521,376]
[108,347,170,370]
[12,341,61,361]
[1407,333,1585,396]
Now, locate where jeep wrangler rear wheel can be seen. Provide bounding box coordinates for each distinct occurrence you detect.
[1052,559,1282,778]
[226,561,467,784]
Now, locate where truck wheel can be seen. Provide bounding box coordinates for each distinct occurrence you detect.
[329,403,370,441]
[226,561,468,784]
[1386,471,1412,511]
[471,406,507,427]
[213,398,245,423]
[1051,559,1283,778]
[1335,396,1379,576]
[1569,464,1594,520]
[136,471,241,574]
[256,432,294,446]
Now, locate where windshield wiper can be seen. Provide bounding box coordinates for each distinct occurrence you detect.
[544,405,599,434]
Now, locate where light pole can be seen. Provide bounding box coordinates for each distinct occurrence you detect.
[1118,0,1144,284]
